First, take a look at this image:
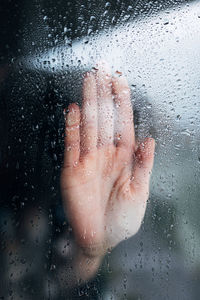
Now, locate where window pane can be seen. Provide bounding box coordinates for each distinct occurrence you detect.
[0,0,199,299]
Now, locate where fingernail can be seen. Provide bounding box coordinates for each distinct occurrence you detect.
[67,109,77,126]
[118,75,128,84]
[84,71,91,78]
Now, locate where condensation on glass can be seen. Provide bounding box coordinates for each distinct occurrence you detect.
[0,0,200,299]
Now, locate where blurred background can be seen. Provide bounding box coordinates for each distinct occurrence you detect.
[0,0,200,299]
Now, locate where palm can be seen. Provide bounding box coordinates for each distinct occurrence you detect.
[61,64,155,257]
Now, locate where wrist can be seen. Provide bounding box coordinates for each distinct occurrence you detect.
[73,245,104,283]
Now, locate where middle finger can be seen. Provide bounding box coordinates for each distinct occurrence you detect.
[96,62,114,147]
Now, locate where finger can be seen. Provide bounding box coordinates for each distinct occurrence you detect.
[80,72,98,156]
[64,103,80,168]
[131,138,155,196]
[96,62,114,146]
[112,75,135,150]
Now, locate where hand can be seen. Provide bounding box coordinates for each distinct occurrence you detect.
[61,63,155,263]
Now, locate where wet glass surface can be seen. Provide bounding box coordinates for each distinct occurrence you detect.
[0,0,200,299]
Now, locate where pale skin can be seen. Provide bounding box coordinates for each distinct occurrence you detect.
[60,63,155,284]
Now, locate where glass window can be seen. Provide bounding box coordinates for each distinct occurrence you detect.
[0,0,199,299]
